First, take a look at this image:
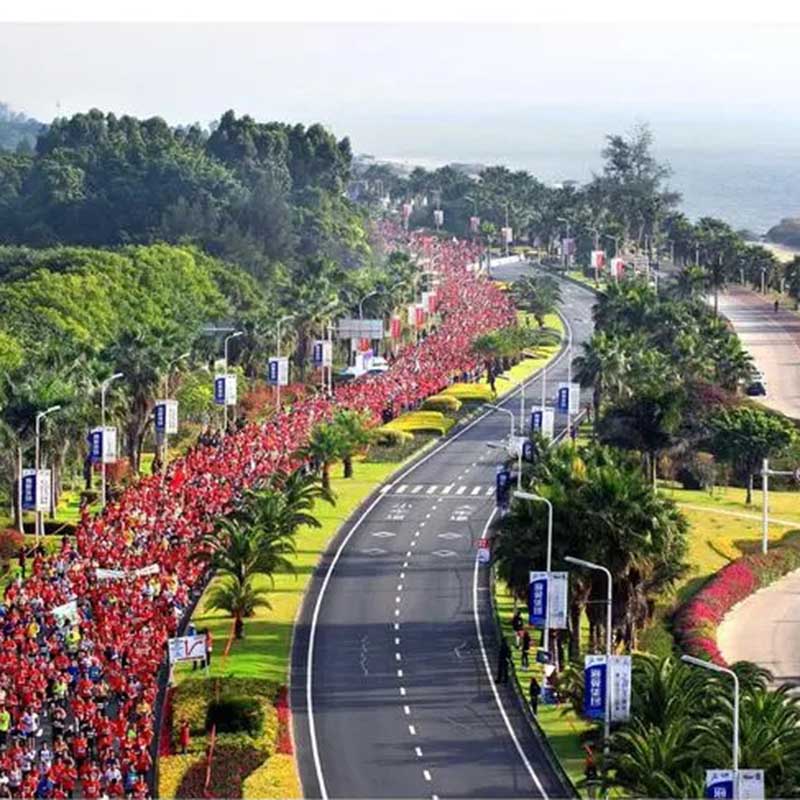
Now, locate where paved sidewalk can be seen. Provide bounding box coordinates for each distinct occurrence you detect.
[717,568,800,689]
[717,287,800,418]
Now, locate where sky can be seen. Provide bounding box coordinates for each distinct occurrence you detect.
[3,20,800,231]
[2,22,800,154]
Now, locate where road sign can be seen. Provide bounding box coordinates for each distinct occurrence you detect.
[477,538,491,564]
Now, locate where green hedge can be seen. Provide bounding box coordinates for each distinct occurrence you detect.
[206,697,264,736]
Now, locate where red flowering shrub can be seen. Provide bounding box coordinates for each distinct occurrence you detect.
[0,528,24,561]
[674,543,800,664]
[274,685,293,755]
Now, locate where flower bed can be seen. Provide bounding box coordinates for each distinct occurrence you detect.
[674,543,800,664]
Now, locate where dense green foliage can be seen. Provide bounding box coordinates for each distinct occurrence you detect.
[494,442,689,658]
[0,103,43,153]
[206,696,265,736]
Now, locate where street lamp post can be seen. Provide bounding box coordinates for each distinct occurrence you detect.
[273,317,293,412]
[100,373,123,509]
[682,655,740,783]
[482,403,519,487]
[34,405,61,542]
[760,459,800,554]
[160,352,190,470]
[557,217,571,269]
[223,331,244,428]
[515,490,554,651]
[565,555,613,759]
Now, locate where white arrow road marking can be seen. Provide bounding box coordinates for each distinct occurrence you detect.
[360,547,387,556]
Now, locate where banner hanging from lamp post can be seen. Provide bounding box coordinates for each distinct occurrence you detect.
[528,571,548,627]
[312,340,333,368]
[609,654,632,722]
[21,468,51,513]
[154,400,179,435]
[501,226,513,244]
[389,316,402,339]
[583,655,607,720]
[214,374,237,406]
[705,771,735,799]
[469,215,481,233]
[591,250,607,270]
[267,357,289,387]
[89,426,117,464]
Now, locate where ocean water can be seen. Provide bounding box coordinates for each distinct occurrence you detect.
[379,146,800,236]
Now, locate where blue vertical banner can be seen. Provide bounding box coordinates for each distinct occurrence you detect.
[584,655,607,719]
[557,386,570,412]
[528,571,548,627]
[312,341,323,366]
[89,428,103,463]
[705,771,735,799]
[214,375,226,405]
[154,403,166,433]
[531,409,543,433]
[522,440,535,463]
[267,359,279,384]
[495,467,511,509]
[21,470,37,511]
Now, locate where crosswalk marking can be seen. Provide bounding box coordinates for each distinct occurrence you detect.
[485,486,494,496]
[442,484,453,494]
[426,485,438,495]
[411,485,423,494]
[471,486,482,496]
[397,485,408,493]
[389,484,493,498]
[456,485,467,495]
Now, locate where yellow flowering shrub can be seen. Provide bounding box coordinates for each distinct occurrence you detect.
[158,754,203,799]
[441,383,494,402]
[242,754,301,800]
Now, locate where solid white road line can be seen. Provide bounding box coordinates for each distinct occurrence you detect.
[472,510,548,799]
[306,313,574,799]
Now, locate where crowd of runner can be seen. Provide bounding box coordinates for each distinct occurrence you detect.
[0,227,514,798]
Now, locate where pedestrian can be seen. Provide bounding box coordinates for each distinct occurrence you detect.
[774,298,780,313]
[529,676,541,715]
[204,628,213,668]
[178,718,191,755]
[520,628,531,670]
[496,638,511,684]
[511,608,524,646]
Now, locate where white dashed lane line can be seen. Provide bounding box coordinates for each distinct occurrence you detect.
[409,725,417,736]
[415,747,423,758]
[423,770,432,782]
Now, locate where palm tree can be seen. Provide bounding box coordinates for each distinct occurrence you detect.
[671,265,706,300]
[302,422,346,490]
[511,275,562,327]
[205,575,271,639]
[331,409,373,479]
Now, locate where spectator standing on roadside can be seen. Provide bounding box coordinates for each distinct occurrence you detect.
[529,676,541,715]
[520,628,531,670]
[496,638,511,684]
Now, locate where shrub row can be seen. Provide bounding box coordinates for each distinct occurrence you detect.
[674,542,800,664]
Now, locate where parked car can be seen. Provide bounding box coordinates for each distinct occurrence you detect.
[746,369,767,396]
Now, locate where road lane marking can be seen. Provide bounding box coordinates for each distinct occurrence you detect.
[396,596,401,603]
[395,609,400,616]
[396,652,402,661]
[423,770,432,782]
[397,584,403,591]
[306,317,574,799]
[402,561,408,568]
[403,705,411,715]
[406,551,411,558]
[400,687,406,696]
[394,623,400,631]
[397,669,403,677]
[473,509,549,798]
[415,746,423,757]
[408,725,416,736]
[400,572,405,579]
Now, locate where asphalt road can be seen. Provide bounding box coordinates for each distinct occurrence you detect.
[717,568,800,690]
[717,286,800,419]
[292,267,596,800]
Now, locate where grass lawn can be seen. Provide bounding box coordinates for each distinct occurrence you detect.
[176,460,402,683]
[661,485,800,604]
